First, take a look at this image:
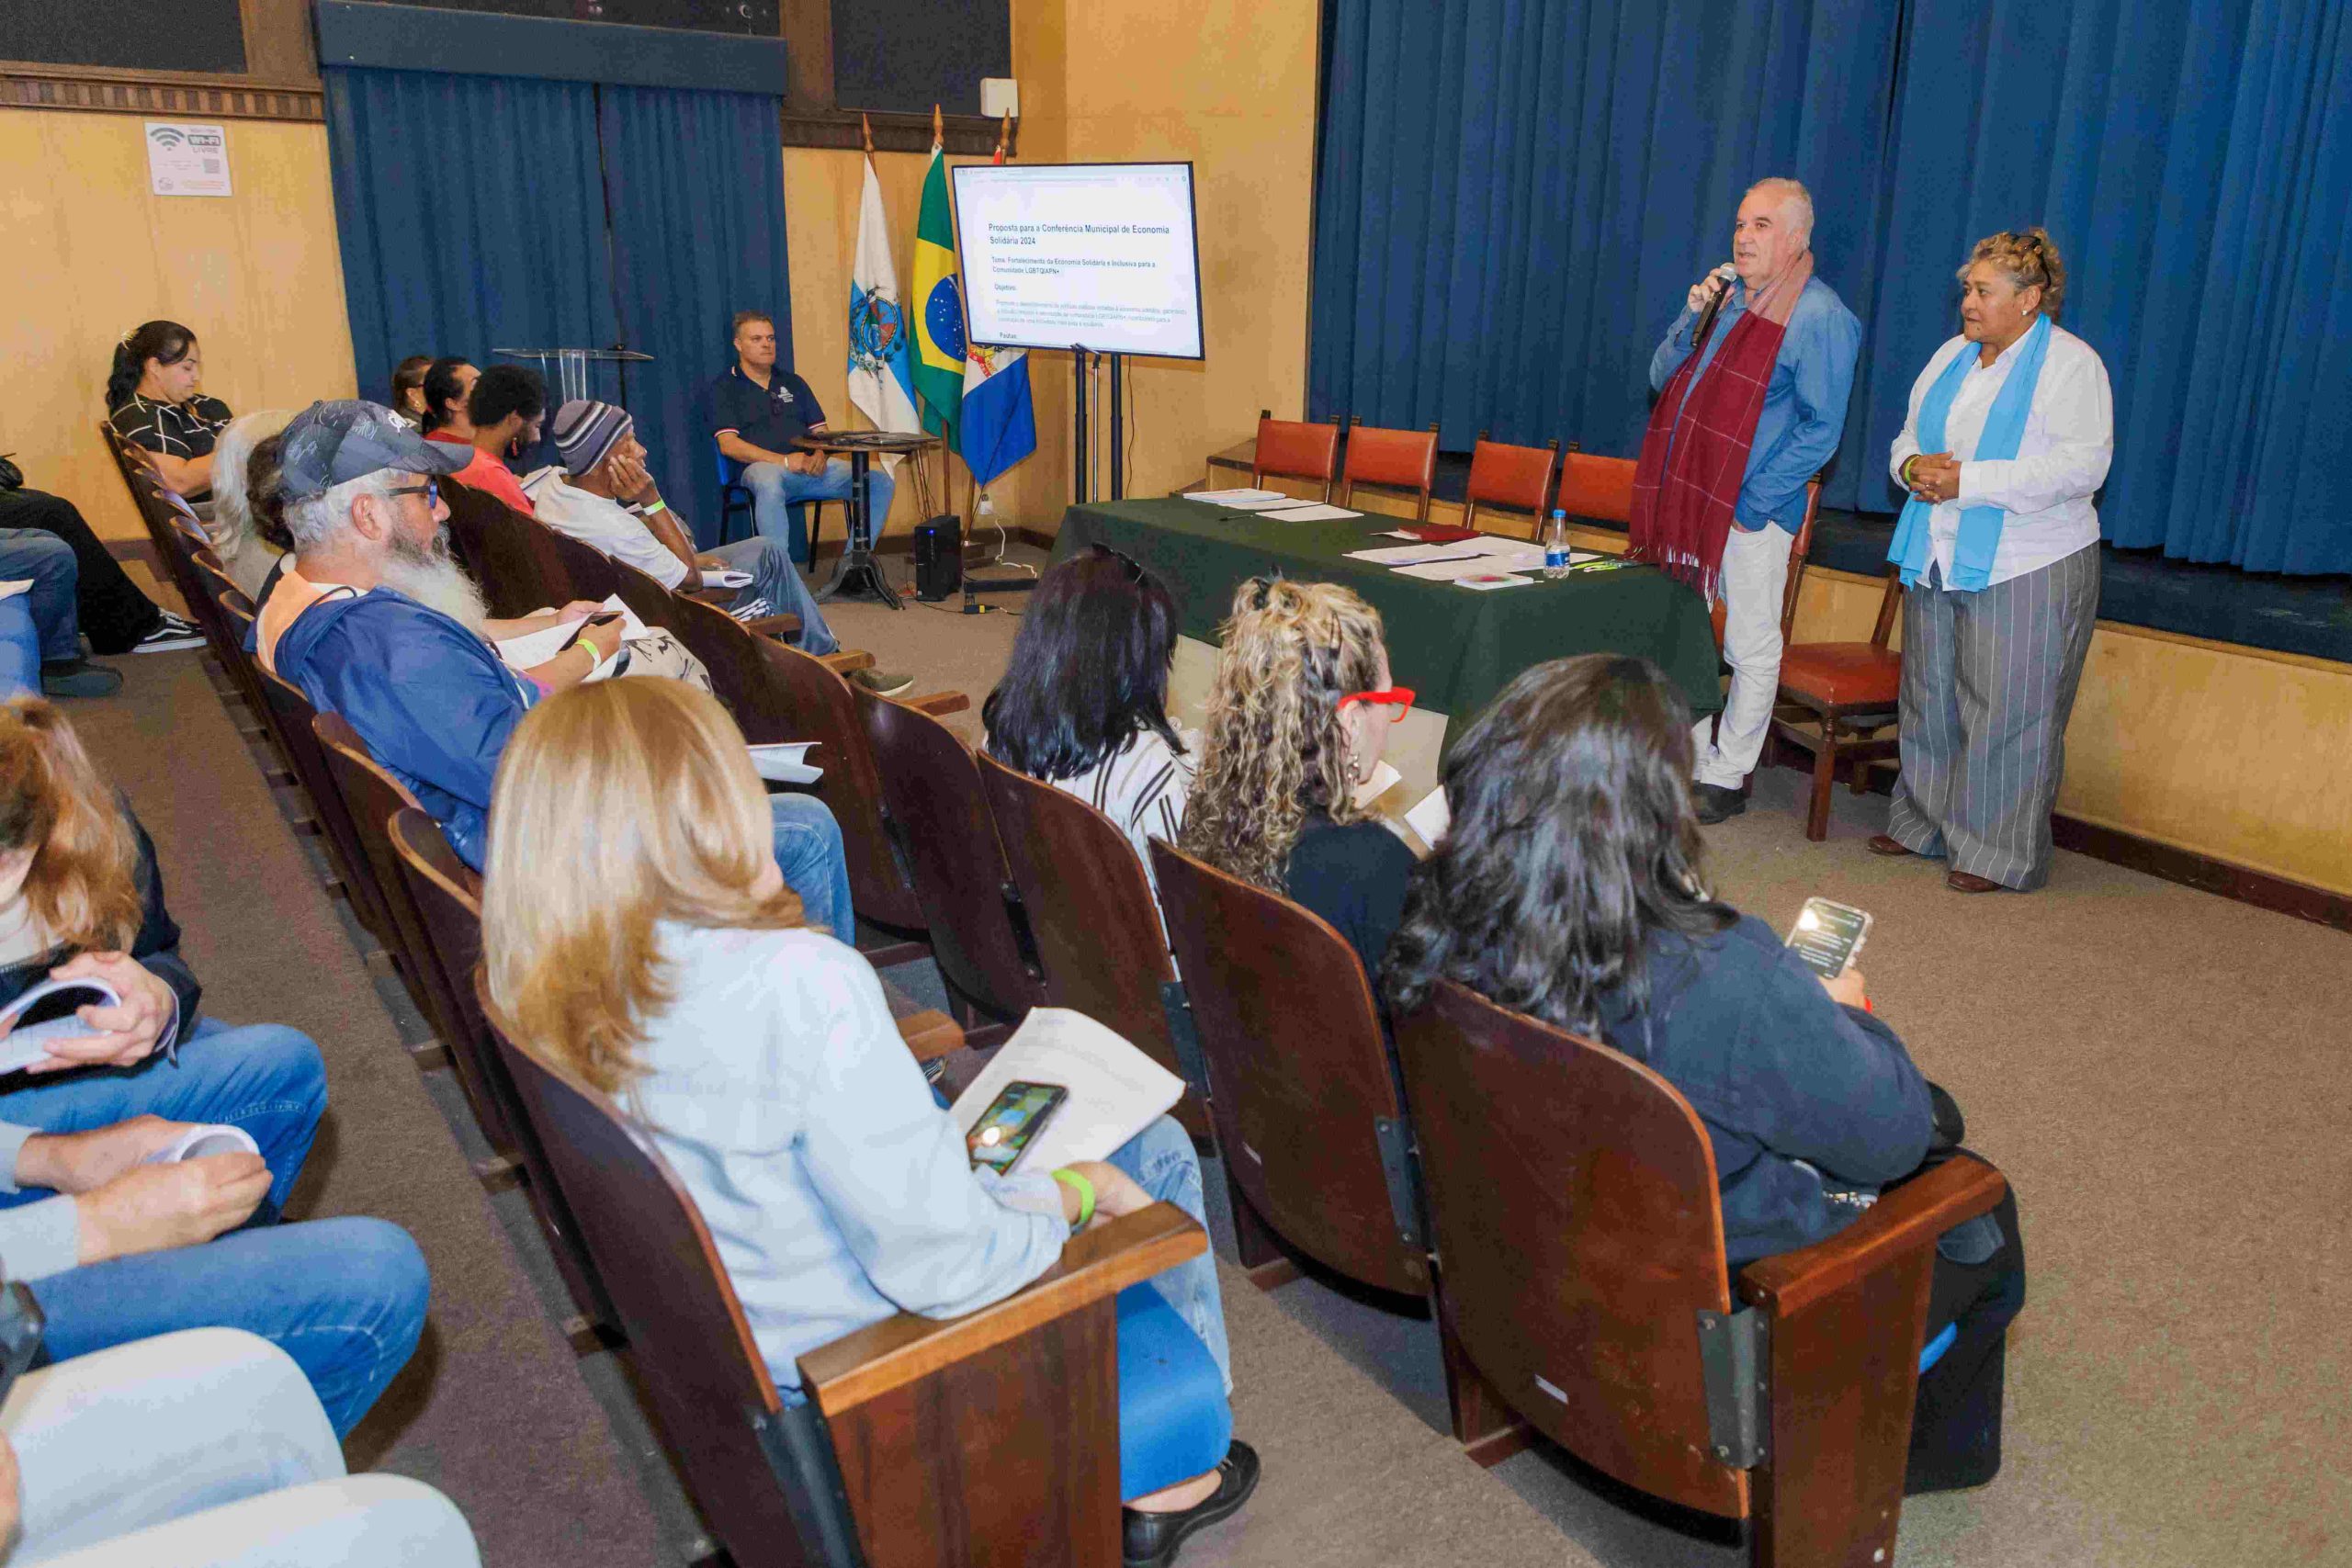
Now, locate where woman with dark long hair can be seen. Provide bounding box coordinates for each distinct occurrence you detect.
[105,321,234,500]
[388,355,434,430]
[1385,653,2024,1494]
[418,357,477,439]
[983,546,1190,889]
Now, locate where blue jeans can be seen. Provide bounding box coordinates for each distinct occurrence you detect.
[1106,1116,1232,1393]
[0,597,40,697]
[742,459,896,564]
[0,530,82,665]
[770,792,855,942]
[705,536,840,657]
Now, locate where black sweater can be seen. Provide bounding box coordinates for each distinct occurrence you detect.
[0,807,201,1042]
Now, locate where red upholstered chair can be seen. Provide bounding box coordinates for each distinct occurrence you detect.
[1555,442,1637,525]
[1251,410,1341,502]
[1770,567,1905,840]
[1337,419,1440,520]
[1461,434,1559,538]
[1708,472,1826,652]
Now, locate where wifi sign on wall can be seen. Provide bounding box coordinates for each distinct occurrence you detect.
[145,121,232,197]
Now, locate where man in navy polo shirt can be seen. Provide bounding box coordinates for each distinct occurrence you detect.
[706,311,896,566]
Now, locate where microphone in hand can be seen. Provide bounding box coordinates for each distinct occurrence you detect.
[1690,263,1737,346]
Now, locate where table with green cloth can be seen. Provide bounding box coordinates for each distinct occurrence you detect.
[1050,500,1722,746]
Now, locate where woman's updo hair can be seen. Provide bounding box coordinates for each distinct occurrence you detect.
[106,320,198,412]
[1958,228,2065,319]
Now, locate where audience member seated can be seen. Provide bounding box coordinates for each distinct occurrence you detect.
[387,354,434,432]
[438,365,543,517]
[1180,579,1414,986]
[1383,653,2025,1495]
[0,483,201,659]
[0,697,428,1437]
[0,1329,480,1565]
[416,357,478,443]
[705,310,895,564]
[206,412,295,601]
[983,545,1191,893]
[481,679,1258,1565]
[254,400,853,933]
[0,532,119,701]
[105,321,232,502]
[527,400,906,693]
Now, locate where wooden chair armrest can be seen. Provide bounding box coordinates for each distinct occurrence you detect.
[818,650,875,676]
[799,1202,1205,1416]
[906,692,971,718]
[1737,1155,2006,1319]
[740,614,803,639]
[880,974,966,1062]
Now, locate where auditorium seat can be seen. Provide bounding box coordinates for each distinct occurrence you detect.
[1770,566,1905,840]
[1251,409,1342,502]
[1394,977,2007,1562]
[254,663,401,964]
[440,477,565,620]
[1461,434,1560,537]
[974,751,1211,1138]
[480,976,1204,1568]
[1337,419,1440,520]
[1554,442,1637,525]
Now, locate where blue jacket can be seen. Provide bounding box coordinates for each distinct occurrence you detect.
[1592,914,1932,1268]
[265,590,537,871]
[1649,275,1861,532]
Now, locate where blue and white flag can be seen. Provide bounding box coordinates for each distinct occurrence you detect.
[846,152,922,462]
[961,344,1035,489]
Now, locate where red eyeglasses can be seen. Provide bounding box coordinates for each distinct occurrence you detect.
[1338,685,1416,716]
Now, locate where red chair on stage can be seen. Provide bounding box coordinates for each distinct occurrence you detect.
[1555,441,1638,525]
[1770,567,1905,840]
[1462,434,1559,537]
[1337,419,1440,520]
[1251,410,1342,502]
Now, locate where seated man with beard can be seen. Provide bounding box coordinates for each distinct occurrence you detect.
[248,400,853,934]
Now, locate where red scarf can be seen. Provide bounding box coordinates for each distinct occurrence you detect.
[1627,254,1813,600]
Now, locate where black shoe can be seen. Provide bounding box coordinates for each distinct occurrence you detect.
[39,658,123,698]
[1691,783,1747,825]
[1123,1440,1260,1568]
[129,613,205,654]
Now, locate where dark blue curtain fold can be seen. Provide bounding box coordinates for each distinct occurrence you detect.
[322,67,623,420]
[596,85,796,547]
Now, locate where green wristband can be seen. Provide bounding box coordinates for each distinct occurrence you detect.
[1051,1168,1096,1231]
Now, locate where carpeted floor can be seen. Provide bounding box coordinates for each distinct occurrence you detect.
[87,550,2351,1566]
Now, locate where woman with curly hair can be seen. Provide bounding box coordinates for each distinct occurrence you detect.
[1385,653,2022,1494]
[1178,578,1414,984]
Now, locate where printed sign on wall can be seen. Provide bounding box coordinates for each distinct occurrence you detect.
[145,122,232,197]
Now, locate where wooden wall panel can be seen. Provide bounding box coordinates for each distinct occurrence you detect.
[0,109,356,546]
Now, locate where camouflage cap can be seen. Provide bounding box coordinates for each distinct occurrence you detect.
[277,399,470,502]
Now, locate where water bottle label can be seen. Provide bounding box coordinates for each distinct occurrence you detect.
[1545,546,1570,568]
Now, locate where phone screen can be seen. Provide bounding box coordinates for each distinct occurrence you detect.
[966,1081,1069,1173]
[1787,897,1872,978]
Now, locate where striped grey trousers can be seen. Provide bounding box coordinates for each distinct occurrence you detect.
[1886,544,2100,890]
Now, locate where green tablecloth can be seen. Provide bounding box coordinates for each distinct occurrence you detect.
[1051,500,1723,745]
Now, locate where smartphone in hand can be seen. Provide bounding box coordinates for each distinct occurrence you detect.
[1786,897,1871,978]
[966,1081,1069,1174]
[558,612,623,653]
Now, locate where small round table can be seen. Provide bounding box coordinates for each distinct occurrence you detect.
[793,431,939,610]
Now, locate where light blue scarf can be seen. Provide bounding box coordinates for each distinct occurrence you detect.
[1889,313,2052,591]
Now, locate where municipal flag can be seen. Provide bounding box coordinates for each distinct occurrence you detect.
[961,345,1035,488]
[846,151,922,464]
[910,132,966,454]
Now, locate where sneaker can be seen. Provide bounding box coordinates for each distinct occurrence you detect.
[129,613,205,654]
[1691,782,1747,825]
[40,658,124,699]
[726,596,774,623]
[847,666,915,698]
[1123,1441,1261,1568]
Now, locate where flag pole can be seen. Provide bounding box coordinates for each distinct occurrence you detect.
[933,105,951,519]
[993,112,1012,162]
[862,111,873,156]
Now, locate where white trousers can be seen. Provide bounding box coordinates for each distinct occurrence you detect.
[1690,522,1796,789]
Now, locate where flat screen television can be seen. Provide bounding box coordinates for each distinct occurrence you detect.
[950,162,1204,360]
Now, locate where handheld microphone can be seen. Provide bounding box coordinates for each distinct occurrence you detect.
[1692,263,1737,350]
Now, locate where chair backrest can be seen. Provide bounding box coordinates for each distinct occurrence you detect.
[537,523,623,604]
[973,752,1202,1129]
[1148,840,1428,1297]
[744,641,926,933]
[856,689,1044,1023]
[253,665,398,946]
[214,594,312,784]
[609,554,684,634]
[1555,444,1638,525]
[1710,471,1826,651]
[441,477,563,619]
[1867,562,1902,649]
[1394,980,1745,1519]
[1250,411,1340,501]
[1338,422,1440,520]
[1462,436,1559,536]
[664,591,784,732]
[476,979,847,1568]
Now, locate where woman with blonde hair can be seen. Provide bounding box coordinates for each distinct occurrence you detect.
[1180,578,1415,984]
[1879,227,2112,893]
[482,679,1257,1566]
[206,410,295,599]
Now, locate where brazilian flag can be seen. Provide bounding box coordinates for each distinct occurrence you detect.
[910,144,966,455]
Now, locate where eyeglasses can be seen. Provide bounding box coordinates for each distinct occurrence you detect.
[385,479,440,508]
[1338,685,1416,717]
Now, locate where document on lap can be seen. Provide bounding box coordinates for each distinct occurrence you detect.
[699,569,754,589]
[0,977,125,1075]
[747,742,823,784]
[950,1008,1185,1173]
[492,594,650,674]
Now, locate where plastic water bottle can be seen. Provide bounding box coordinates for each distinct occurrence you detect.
[1543,509,1572,579]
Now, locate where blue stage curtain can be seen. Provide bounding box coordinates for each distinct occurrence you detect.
[322,67,623,423]
[1310,0,1899,478]
[1864,0,2352,573]
[596,85,797,548]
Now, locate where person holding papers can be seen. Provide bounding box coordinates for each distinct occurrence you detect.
[482,679,1258,1567]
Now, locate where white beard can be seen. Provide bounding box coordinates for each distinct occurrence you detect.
[378,530,489,633]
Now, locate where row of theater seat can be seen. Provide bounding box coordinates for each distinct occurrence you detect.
[117,445,2002,1568]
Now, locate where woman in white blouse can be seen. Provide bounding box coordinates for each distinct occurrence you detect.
[1875,229,2112,893]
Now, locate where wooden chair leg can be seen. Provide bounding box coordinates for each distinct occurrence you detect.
[1436,1305,1532,1467]
[1806,722,1838,841]
[1224,1167,1299,1289]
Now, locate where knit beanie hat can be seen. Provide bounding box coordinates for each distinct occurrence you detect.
[549,400,634,476]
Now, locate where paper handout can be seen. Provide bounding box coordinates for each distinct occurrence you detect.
[748,742,823,784]
[950,1008,1186,1173]
[1258,503,1363,522]
[1182,488,1286,503]
[700,569,754,590]
[492,595,650,677]
[0,977,124,1075]
[141,1124,262,1165]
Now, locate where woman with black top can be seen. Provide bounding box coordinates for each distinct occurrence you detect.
[1385,654,2024,1494]
[105,321,234,502]
[1180,579,1415,985]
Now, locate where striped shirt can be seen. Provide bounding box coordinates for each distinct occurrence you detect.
[109,393,233,461]
[1049,729,1193,895]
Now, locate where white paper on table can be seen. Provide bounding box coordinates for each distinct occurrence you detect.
[1350,760,1403,810]
[1450,571,1533,591]
[1258,503,1363,522]
[1207,496,1308,511]
[1394,557,1535,581]
[1473,539,1552,570]
[700,569,754,589]
[1181,487,1285,503]
[1344,544,1490,566]
[1406,786,1452,847]
[0,580,31,603]
[748,742,823,784]
[492,595,650,673]
[142,1124,262,1165]
[950,1008,1185,1173]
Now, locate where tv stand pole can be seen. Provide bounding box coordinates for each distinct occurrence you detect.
[1107,352,1125,501]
